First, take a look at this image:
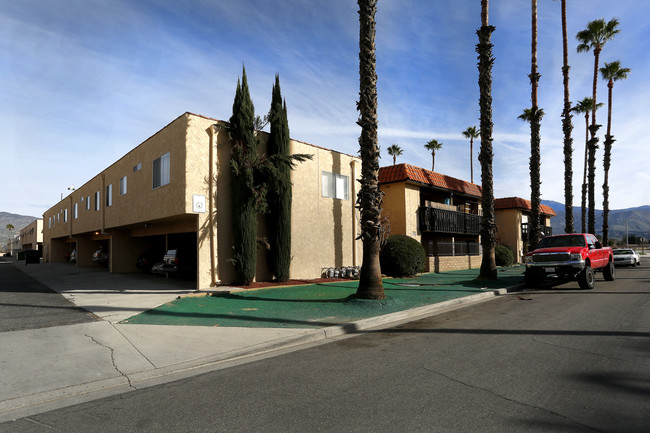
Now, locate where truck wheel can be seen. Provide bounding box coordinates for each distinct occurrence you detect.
[524,268,542,288]
[578,264,595,290]
[603,261,616,281]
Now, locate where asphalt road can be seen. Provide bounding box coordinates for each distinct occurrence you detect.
[2,263,648,432]
[0,260,98,332]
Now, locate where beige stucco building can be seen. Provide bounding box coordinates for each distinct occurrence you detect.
[20,219,43,253]
[43,112,362,289]
[495,197,556,263]
[379,164,483,273]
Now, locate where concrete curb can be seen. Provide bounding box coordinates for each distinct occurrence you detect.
[0,283,524,422]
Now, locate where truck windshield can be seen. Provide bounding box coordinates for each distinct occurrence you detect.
[537,235,586,248]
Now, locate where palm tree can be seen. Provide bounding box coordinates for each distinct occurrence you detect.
[355,0,384,300]
[5,224,14,256]
[600,60,630,244]
[523,0,543,251]
[571,97,603,233]
[558,0,574,234]
[518,107,545,251]
[424,139,442,172]
[576,18,620,235]
[387,144,403,165]
[477,0,497,280]
[462,126,480,183]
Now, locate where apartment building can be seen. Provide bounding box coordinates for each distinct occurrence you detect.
[43,112,362,289]
[20,219,43,253]
[495,197,556,262]
[379,164,483,272]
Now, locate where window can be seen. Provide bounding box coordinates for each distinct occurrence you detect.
[57,213,60,223]
[86,196,90,210]
[95,191,100,211]
[153,152,170,189]
[106,184,112,207]
[322,171,349,200]
[74,203,78,219]
[64,209,68,223]
[120,176,127,196]
[48,217,51,228]
[133,162,142,172]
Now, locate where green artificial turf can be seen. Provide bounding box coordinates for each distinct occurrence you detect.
[121,266,524,328]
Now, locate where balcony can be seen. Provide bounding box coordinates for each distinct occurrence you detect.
[418,206,481,235]
[521,223,552,240]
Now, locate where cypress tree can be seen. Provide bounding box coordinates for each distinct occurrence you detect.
[267,75,292,281]
[229,67,257,285]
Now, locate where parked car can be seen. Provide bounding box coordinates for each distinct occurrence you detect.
[612,248,641,267]
[92,246,108,265]
[137,250,163,272]
[524,233,615,289]
[151,249,195,278]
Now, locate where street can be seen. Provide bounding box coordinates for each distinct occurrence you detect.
[2,263,649,432]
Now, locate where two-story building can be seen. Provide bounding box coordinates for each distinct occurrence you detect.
[43,112,362,289]
[379,163,482,273]
[494,197,556,262]
[19,219,43,255]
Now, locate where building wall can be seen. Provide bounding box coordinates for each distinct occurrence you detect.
[425,255,482,273]
[496,208,523,262]
[42,112,362,288]
[380,182,421,243]
[20,219,43,250]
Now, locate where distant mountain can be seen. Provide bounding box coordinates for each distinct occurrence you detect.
[542,200,650,239]
[0,212,39,248]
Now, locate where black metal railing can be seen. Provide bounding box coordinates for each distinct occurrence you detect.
[425,241,481,257]
[522,223,552,239]
[418,206,481,235]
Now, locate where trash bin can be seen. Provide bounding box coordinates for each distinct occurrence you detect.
[24,249,40,265]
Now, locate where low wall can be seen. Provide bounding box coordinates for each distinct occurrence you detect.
[425,255,482,273]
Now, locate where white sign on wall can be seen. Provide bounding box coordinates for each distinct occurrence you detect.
[193,194,206,213]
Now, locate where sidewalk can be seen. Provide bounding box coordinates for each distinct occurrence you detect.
[0,259,524,422]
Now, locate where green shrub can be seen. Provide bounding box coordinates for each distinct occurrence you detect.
[495,244,514,267]
[380,235,426,277]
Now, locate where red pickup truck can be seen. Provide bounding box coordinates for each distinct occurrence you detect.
[524,233,615,289]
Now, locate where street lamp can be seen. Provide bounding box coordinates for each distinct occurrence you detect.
[625,218,630,248]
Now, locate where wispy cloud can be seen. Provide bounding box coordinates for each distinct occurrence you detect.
[1,0,648,217]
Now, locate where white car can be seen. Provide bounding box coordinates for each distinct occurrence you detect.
[612,249,641,267]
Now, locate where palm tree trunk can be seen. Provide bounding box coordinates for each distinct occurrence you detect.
[588,48,602,235]
[528,0,542,250]
[581,112,588,233]
[470,137,474,183]
[602,79,614,244]
[355,0,384,300]
[431,152,435,172]
[560,0,574,234]
[477,0,497,280]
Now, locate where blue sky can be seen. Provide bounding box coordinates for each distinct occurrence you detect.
[2,0,648,218]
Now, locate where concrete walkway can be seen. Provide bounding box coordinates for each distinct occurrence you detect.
[0,259,523,422]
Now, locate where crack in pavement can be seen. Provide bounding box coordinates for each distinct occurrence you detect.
[84,334,138,391]
[531,336,628,362]
[109,323,156,369]
[24,417,55,430]
[422,366,604,433]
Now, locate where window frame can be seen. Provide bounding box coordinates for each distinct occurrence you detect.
[321,171,350,200]
[153,152,171,189]
[106,184,112,207]
[119,176,127,196]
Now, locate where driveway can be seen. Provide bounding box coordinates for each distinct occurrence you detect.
[0,260,98,332]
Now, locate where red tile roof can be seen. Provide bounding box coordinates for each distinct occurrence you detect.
[495,197,556,216]
[378,164,481,198]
